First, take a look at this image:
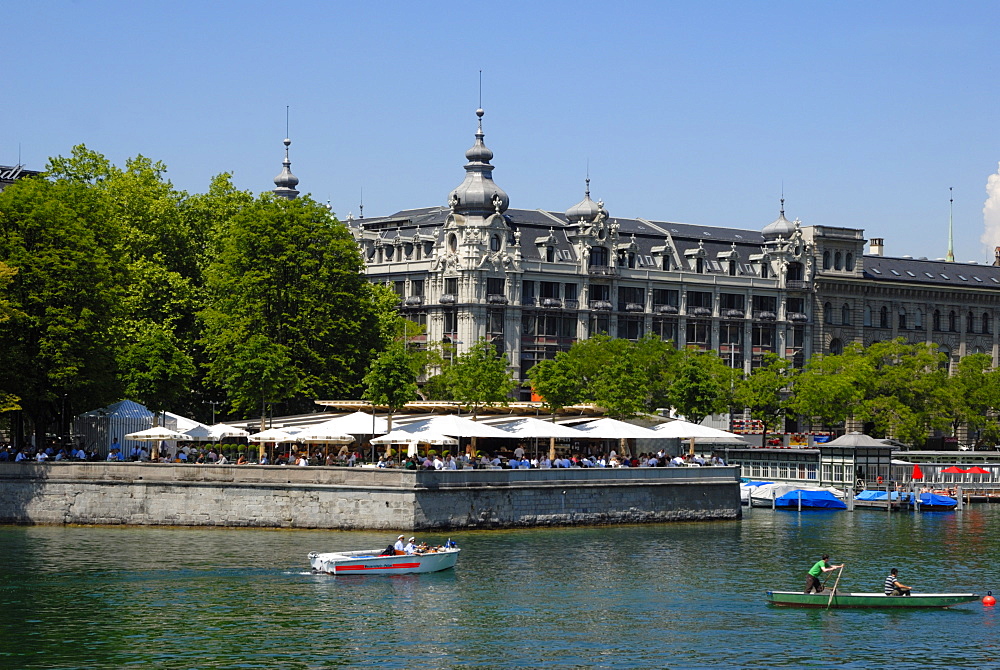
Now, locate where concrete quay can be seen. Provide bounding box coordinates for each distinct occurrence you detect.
[0,462,741,530]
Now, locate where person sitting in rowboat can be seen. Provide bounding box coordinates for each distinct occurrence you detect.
[805,554,844,594]
[884,568,912,596]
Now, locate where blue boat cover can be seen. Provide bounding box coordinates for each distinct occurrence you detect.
[855,490,903,501]
[774,490,847,509]
[919,493,957,507]
[743,481,774,487]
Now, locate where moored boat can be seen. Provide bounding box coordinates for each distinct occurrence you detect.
[766,590,978,608]
[854,490,958,511]
[308,546,460,575]
[749,483,848,508]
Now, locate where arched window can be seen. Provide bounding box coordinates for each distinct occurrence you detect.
[823,251,831,270]
[879,306,889,328]
[932,310,941,331]
[728,260,737,276]
[491,234,501,252]
[846,253,854,271]
[949,311,957,332]
[967,311,975,333]
[898,308,907,330]
[841,303,851,325]
[835,251,843,271]
[916,309,924,329]
[760,261,769,279]
[824,302,834,325]
[983,312,992,334]
[830,338,844,355]
[448,234,458,252]
[864,306,872,327]
[696,258,704,273]
[546,246,555,262]
[385,245,394,260]
[662,255,672,271]
[628,252,636,269]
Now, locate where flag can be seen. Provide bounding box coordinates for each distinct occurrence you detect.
[912,464,924,480]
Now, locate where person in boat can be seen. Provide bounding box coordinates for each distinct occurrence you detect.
[404,537,419,555]
[805,554,844,594]
[884,568,912,596]
[394,535,406,553]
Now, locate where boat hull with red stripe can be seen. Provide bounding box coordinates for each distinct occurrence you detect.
[308,548,460,575]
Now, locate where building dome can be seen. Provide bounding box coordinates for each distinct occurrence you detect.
[762,198,794,239]
[448,108,509,216]
[566,178,602,223]
[273,138,300,200]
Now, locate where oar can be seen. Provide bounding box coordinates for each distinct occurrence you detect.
[826,565,845,610]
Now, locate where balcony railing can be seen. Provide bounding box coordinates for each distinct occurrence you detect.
[589,300,613,311]
[564,299,579,310]
[439,294,456,305]
[487,294,509,305]
[404,295,424,306]
[624,302,645,313]
[653,304,679,314]
[541,298,563,308]
[786,280,809,290]
[588,265,617,276]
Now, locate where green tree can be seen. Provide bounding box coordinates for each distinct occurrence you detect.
[200,194,381,416]
[786,349,866,431]
[450,338,517,416]
[0,261,23,412]
[590,345,650,419]
[362,342,420,431]
[526,354,583,414]
[665,350,736,425]
[0,176,120,441]
[118,322,196,426]
[733,353,794,446]
[942,353,1000,448]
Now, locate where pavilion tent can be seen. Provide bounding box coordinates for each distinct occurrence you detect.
[182,423,216,442]
[73,399,156,457]
[210,423,250,439]
[824,432,887,447]
[396,415,511,460]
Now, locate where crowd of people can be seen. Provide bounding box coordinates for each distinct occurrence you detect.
[1,439,729,470]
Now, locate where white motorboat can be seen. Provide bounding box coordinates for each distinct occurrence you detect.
[748,483,847,508]
[308,546,460,575]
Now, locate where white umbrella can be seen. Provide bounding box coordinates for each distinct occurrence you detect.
[182,423,215,442]
[371,430,458,446]
[397,415,511,438]
[651,420,747,442]
[314,411,389,435]
[493,417,585,439]
[124,426,189,441]
[210,423,250,439]
[295,422,355,444]
[247,428,298,443]
[571,418,660,439]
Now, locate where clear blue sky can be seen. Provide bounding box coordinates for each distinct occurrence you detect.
[6,1,999,263]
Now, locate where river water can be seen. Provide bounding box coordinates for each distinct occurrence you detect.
[1,506,999,669]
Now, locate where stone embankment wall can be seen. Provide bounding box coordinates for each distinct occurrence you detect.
[0,463,740,530]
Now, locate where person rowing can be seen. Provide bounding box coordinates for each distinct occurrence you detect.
[884,568,912,596]
[805,554,844,594]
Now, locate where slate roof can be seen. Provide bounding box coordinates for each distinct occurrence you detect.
[863,256,1000,289]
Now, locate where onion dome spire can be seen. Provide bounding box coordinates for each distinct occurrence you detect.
[566,176,602,223]
[762,196,795,239]
[273,137,300,200]
[448,108,509,216]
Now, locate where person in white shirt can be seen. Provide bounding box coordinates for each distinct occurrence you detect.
[432,455,444,470]
[513,446,525,460]
[404,537,419,555]
[36,451,48,462]
[394,535,406,552]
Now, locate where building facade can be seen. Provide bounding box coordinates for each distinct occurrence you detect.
[337,109,1000,402]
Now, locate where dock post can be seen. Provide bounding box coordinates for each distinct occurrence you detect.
[957,485,964,511]
[772,489,776,510]
[798,489,802,512]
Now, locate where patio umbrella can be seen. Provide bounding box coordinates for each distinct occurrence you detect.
[396,415,510,438]
[210,423,250,439]
[247,428,298,443]
[941,466,967,474]
[570,418,659,439]
[651,420,746,441]
[315,411,389,435]
[492,417,585,439]
[966,466,991,474]
[295,423,355,444]
[182,423,215,442]
[372,430,459,458]
[124,426,189,441]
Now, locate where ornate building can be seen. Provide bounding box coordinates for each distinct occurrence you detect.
[338,109,1000,399]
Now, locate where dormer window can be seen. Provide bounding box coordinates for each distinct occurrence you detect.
[491,234,501,252]
[696,258,704,274]
[761,261,769,279]
[546,246,555,262]
[728,260,737,276]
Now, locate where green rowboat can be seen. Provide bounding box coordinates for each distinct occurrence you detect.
[767,590,979,609]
